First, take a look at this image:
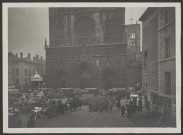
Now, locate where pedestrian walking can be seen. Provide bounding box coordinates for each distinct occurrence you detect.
[136,97,139,110]
[128,105,132,117]
[15,114,22,128]
[108,99,112,112]
[64,101,68,114]
[117,100,121,111]
[121,105,125,117]
[127,94,130,100]
[127,105,132,118]
[132,103,136,114]
[99,101,103,112]
[27,115,36,128]
[67,102,71,113]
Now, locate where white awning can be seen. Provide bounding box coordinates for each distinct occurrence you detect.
[31,78,43,81]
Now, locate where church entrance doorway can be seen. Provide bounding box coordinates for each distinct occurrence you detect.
[102,68,114,90]
[105,79,112,90]
[80,78,90,89]
[75,62,93,88]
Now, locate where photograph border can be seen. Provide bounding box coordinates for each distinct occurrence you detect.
[3,2,181,133]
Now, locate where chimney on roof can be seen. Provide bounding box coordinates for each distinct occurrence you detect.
[45,38,47,46]
[28,53,31,59]
[40,56,43,63]
[20,52,23,58]
[15,53,18,58]
[36,55,38,58]
[33,57,36,62]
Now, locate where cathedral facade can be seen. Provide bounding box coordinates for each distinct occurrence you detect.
[45,8,139,89]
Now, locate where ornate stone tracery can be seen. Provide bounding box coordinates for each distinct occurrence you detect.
[74,16,95,44]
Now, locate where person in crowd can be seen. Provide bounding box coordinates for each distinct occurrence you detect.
[132,102,136,114]
[15,114,22,128]
[78,99,82,109]
[127,94,130,100]
[129,99,133,106]
[64,101,68,114]
[60,101,64,115]
[136,97,139,110]
[121,105,125,117]
[73,100,77,111]
[117,100,121,111]
[67,102,70,113]
[27,115,36,128]
[108,99,112,112]
[8,113,17,128]
[127,105,129,117]
[99,100,103,112]
[128,105,132,118]
[53,99,55,104]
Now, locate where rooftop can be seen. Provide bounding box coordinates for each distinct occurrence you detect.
[139,7,158,22]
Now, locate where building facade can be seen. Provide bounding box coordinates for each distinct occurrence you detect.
[157,7,176,120]
[45,7,142,89]
[8,52,46,91]
[139,7,176,121]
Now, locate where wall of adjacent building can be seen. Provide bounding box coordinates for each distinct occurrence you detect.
[141,9,159,113]
[157,7,176,119]
[140,8,176,121]
[142,10,159,93]
[8,52,46,90]
[158,7,176,97]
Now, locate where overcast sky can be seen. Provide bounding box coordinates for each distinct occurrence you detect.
[8,7,147,58]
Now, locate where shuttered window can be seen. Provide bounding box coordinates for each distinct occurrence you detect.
[165,72,171,95]
[165,38,170,58]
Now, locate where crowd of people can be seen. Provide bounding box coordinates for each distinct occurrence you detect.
[8,108,22,128]
[9,88,142,128]
[9,95,83,128]
[116,94,139,118]
[88,95,109,112]
[80,94,94,105]
[31,97,82,119]
[83,94,117,112]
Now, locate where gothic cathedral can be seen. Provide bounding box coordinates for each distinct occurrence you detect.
[45,8,141,89]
